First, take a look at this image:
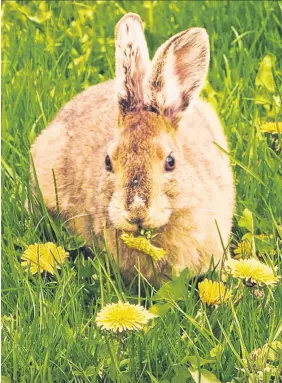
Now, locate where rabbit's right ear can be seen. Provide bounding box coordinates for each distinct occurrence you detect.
[148,28,210,125]
[115,13,150,119]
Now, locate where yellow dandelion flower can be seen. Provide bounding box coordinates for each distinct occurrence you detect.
[234,240,252,259]
[256,234,267,240]
[224,258,280,286]
[21,243,69,275]
[96,301,156,332]
[260,121,282,134]
[120,233,166,261]
[198,279,232,306]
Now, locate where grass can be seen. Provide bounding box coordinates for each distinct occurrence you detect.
[1,1,282,382]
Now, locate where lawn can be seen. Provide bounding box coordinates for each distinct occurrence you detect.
[1,1,282,382]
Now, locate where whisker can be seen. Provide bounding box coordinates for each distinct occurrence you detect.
[160,183,178,198]
[168,206,215,211]
[62,213,91,225]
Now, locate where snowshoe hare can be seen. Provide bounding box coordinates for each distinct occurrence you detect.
[31,13,235,285]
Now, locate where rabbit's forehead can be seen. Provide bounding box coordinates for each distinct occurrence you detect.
[112,111,173,161]
[118,129,164,162]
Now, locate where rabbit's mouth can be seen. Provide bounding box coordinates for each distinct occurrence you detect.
[108,195,172,233]
[113,217,169,237]
[109,208,172,234]
[116,221,160,234]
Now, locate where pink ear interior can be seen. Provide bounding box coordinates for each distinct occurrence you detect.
[148,28,210,125]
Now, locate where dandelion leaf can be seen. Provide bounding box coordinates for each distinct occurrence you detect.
[189,368,222,383]
[149,302,170,318]
[172,366,191,383]
[238,208,253,232]
[154,268,188,301]
[255,55,276,93]
[185,356,215,368]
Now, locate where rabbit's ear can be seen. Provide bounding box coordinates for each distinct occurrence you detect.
[115,13,150,118]
[149,28,210,125]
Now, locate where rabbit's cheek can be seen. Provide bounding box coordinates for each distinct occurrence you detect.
[145,194,171,228]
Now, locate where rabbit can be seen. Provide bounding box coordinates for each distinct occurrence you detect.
[31,13,235,285]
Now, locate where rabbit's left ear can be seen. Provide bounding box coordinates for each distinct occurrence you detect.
[115,13,150,118]
[148,28,210,125]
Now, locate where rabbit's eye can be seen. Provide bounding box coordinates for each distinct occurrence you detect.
[165,154,175,172]
[105,155,113,172]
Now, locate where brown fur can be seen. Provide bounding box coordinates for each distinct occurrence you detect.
[31,14,235,286]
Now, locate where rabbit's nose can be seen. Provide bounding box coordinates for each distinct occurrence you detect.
[126,207,147,228]
[127,217,144,226]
